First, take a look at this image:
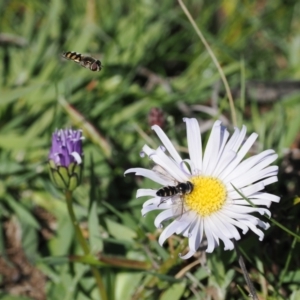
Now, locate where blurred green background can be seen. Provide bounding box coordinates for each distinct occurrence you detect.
[0,0,300,299]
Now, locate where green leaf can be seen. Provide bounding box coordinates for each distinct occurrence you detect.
[105,218,137,242]
[88,200,103,252]
[115,272,144,300]
[160,282,186,300]
[4,195,39,229]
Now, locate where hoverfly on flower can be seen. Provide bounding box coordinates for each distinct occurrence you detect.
[62,51,102,72]
[153,165,193,220]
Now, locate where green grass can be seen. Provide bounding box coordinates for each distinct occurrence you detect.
[0,0,300,299]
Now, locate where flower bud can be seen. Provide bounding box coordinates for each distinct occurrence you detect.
[148,107,165,128]
[48,129,84,191]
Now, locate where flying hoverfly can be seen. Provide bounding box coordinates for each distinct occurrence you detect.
[153,165,193,219]
[62,51,102,72]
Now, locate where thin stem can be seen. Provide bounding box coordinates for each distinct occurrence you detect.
[132,238,188,300]
[234,240,258,300]
[268,216,300,240]
[178,0,237,127]
[65,190,108,300]
[278,229,298,288]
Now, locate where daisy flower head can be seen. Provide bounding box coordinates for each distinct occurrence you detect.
[125,118,280,259]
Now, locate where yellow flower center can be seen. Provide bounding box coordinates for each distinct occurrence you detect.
[185,176,227,216]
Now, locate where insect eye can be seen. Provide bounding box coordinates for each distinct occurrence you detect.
[90,62,99,71]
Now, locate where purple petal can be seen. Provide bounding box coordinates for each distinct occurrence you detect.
[49,129,84,167]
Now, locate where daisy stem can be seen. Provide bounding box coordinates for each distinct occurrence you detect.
[132,238,188,299]
[178,0,237,127]
[158,238,189,273]
[278,230,298,289]
[234,240,258,300]
[65,190,107,300]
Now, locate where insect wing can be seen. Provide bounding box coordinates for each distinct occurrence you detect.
[157,192,173,206]
[171,195,185,220]
[152,165,177,185]
[154,165,177,206]
[79,56,91,68]
[79,56,102,72]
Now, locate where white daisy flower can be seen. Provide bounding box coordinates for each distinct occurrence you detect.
[125,118,280,259]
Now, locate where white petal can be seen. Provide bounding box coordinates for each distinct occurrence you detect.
[251,192,280,203]
[217,210,249,234]
[142,205,160,215]
[212,150,236,177]
[233,199,272,207]
[158,221,179,245]
[184,118,202,172]
[232,192,280,208]
[178,161,192,177]
[228,181,265,198]
[206,125,230,175]
[223,150,276,183]
[188,217,203,252]
[207,217,235,251]
[243,220,265,241]
[184,215,199,236]
[180,249,196,259]
[152,125,183,164]
[229,176,278,199]
[142,197,160,207]
[180,218,204,259]
[155,202,174,209]
[179,210,198,225]
[229,166,278,189]
[141,198,172,213]
[262,176,278,186]
[231,125,247,152]
[222,238,234,251]
[71,152,82,164]
[257,219,270,230]
[125,168,170,186]
[204,219,217,253]
[223,126,240,151]
[211,213,241,240]
[210,127,230,176]
[150,148,189,182]
[174,219,192,235]
[202,121,222,175]
[141,144,156,157]
[219,133,259,181]
[221,207,262,223]
[225,152,278,184]
[206,217,222,239]
[227,205,271,218]
[154,209,175,228]
[216,127,230,160]
[233,130,258,159]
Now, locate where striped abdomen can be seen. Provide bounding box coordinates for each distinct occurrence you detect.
[156,181,193,197]
[63,51,82,63]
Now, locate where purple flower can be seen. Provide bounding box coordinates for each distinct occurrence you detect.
[48,129,84,191]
